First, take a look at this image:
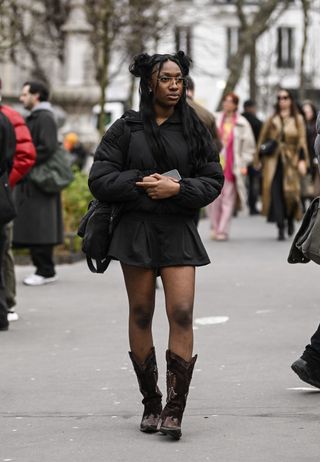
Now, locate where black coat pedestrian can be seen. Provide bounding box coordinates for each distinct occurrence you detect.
[241,111,263,143]
[13,105,63,246]
[89,110,224,269]
[315,112,320,164]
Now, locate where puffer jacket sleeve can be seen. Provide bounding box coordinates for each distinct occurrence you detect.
[315,112,320,168]
[1,105,36,187]
[88,118,143,202]
[171,144,224,209]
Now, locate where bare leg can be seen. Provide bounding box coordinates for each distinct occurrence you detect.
[160,266,195,361]
[121,263,156,363]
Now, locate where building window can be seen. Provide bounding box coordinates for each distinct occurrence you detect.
[226,27,239,67]
[277,27,295,69]
[175,26,192,59]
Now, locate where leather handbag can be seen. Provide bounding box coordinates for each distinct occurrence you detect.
[259,139,278,157]
[77,200,122,273]
[0,169,16,225]
[288,196,320,265]
[29,145,74,194]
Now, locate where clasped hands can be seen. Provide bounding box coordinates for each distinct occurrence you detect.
[136,173,180,200]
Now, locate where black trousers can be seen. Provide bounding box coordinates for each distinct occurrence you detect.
[247,165,261,214]
[0,225,9,328]
[30,245,55,277]
[306,324,320,356]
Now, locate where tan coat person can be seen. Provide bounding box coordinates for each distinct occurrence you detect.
[255,113,308,221]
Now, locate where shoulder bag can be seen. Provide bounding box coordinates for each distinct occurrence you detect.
[29,145,74,194]
[77,200,123,273]
[259,117,284,158]
[288,196,320,265]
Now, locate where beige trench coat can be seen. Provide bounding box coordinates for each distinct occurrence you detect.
[215,112,256,210]
[255,114,308,220]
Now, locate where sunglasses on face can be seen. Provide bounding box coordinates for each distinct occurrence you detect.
[277,95,290,101]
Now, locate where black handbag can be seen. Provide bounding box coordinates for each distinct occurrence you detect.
[288,196,320,265]
[0,169,16,226]
[259,139,278,157]
[77,200,122,273]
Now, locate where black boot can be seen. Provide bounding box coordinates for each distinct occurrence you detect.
[159,350,197,440]
[291,350,320,389]
[129,347,162,433]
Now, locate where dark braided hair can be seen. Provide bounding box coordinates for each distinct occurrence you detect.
[129,51,213,172]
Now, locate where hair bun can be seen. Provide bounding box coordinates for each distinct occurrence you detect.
[175,50,192,75]
[129,53,152,77]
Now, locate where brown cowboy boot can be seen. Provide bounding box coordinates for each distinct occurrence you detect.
[158,350,197,440]
[129,347,163,433]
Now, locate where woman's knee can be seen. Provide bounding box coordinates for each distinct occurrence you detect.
[170,304,193,329]
[130,304,154,330]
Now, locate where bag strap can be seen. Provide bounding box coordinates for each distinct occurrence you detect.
[86,256,111,274]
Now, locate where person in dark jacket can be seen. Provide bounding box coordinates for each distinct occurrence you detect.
[0,108,17,330]
[88,51,224,440]
[242,99,263,215]
[14,81,63,286]
[0,90,36,319]
[291,111,320,389]
[300,101,319,209]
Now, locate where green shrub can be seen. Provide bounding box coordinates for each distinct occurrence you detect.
[62,169,92,252]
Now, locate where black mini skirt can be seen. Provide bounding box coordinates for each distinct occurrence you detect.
[108,212,210,269]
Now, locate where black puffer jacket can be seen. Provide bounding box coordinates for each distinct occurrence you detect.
[89,110,224,216]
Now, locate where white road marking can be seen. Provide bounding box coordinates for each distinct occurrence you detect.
[195,316,229,326]
[287,387,319,391]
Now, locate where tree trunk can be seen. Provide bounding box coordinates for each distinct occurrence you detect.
[217,0,291,110]
[98,51,109,136]
[299,0,310,101]
[249,41,257,101]
[127,74,136,110]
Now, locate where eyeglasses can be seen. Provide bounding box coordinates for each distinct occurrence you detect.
[157,76,186,86]
[277,95,290,101]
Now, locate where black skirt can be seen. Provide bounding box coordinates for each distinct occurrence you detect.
[108,212,210,269]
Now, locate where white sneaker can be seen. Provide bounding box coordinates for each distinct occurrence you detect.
[23,274,58,286]
[7,311,19,322]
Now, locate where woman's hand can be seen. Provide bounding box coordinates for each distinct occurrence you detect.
[298,160,307,176]
[136,173,180,199]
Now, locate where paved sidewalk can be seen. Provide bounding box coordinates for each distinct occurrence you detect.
[1,215,320,462]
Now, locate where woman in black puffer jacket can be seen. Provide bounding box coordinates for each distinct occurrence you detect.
[291,111,320,390]
[89,51,224,440]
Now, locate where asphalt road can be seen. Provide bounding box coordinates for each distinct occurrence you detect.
[1,215,320,462]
